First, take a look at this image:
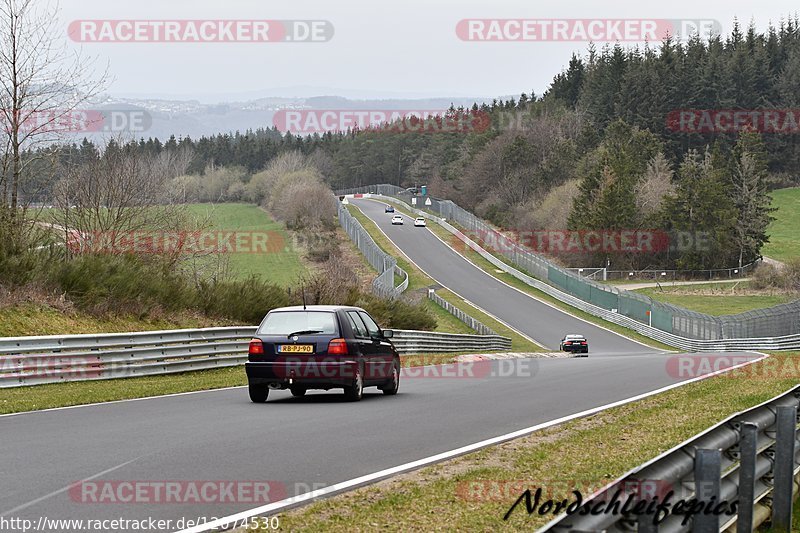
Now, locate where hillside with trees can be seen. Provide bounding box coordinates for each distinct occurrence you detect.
[14,17,798,274]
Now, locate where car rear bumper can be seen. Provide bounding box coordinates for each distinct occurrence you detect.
[246,361,358,387]
[562,346,588,353]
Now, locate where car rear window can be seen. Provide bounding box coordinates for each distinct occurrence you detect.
[258,311,338,336]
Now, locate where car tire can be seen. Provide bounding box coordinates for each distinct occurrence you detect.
[290,386,307,397]
[343,364,363,402]
[380,360,400,396]
[248,384,269,403]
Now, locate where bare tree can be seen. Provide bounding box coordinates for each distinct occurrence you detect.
[52,146,204,269]
[634,153,675,220]
[0,0,106,249]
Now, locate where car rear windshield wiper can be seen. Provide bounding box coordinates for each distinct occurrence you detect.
[287,330,323,338]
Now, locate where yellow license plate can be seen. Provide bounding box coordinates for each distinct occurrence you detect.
[279,344,314,353]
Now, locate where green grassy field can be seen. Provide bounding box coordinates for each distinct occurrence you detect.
[31,204,306,287]
[186,203,305,287]
[763,187,800,262]
[635,282,794,315]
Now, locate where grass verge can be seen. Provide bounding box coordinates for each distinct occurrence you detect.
[185,203,306,286]
[347,204,540,352]
[763,187,800,263]
[267,353,798,532]
[634,282,793,315]
[0,303,228,337]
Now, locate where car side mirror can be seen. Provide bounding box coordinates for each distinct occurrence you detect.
[382,329,394,339]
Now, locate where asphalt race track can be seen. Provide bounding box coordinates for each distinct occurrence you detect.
[0,199,761,531]
[352,197,655,355]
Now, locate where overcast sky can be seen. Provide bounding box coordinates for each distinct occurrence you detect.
[60,0,799,103]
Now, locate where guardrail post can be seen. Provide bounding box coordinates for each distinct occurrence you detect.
[637,516,658,532]
[693,448,721,533]
[736,422,758,533]
[771,405,797,532]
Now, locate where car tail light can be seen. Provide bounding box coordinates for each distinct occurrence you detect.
[249,339,264,355]
[581,341,587,345]
[564,341,572,345]
[328,338,349,355]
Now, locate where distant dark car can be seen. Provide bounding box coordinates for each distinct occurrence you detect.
[560,334,588,355]
[245,305,400,402]
[385,205,395,213]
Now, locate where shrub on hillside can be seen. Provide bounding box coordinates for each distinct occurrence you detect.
[750,259,800,292]
[199,276,290,324]
[49,253,197,315]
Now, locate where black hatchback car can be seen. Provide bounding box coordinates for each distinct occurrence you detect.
[245,305,400,402]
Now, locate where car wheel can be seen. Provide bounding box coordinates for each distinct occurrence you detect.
[290,386,307,397]
[343,364,363,402]
[380,360,400,396]
[248,384,269,403]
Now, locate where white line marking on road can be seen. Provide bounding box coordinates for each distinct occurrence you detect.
[0,457,142,517]
[175,352,768,533]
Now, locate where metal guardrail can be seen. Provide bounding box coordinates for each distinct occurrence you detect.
[0,327,512,388]
[542,385,800,532]
[427,289,498,336]
[390,329,511,353]
[342,190,800,352]
[337,200,408,298]
[0,327,256,388]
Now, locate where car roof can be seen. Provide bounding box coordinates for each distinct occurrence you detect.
[269,305,366,313]
[565,334,586,338]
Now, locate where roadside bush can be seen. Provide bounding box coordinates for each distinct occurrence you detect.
[199,276,290,324]
[0,248,47,287]
[350,293,437,331]
[751,263,783,289]
[750,259,800,292]
[49,253,197,315]
[290,260,437,331]
[784,258,800,292]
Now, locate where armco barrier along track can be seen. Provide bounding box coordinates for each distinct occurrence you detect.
[0,327,510,388]
[543,385,800,532]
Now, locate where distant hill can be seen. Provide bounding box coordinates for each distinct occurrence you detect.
[75,94,492,141]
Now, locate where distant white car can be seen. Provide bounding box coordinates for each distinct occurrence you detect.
[391,215,404,225]
[414,217,427,227]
